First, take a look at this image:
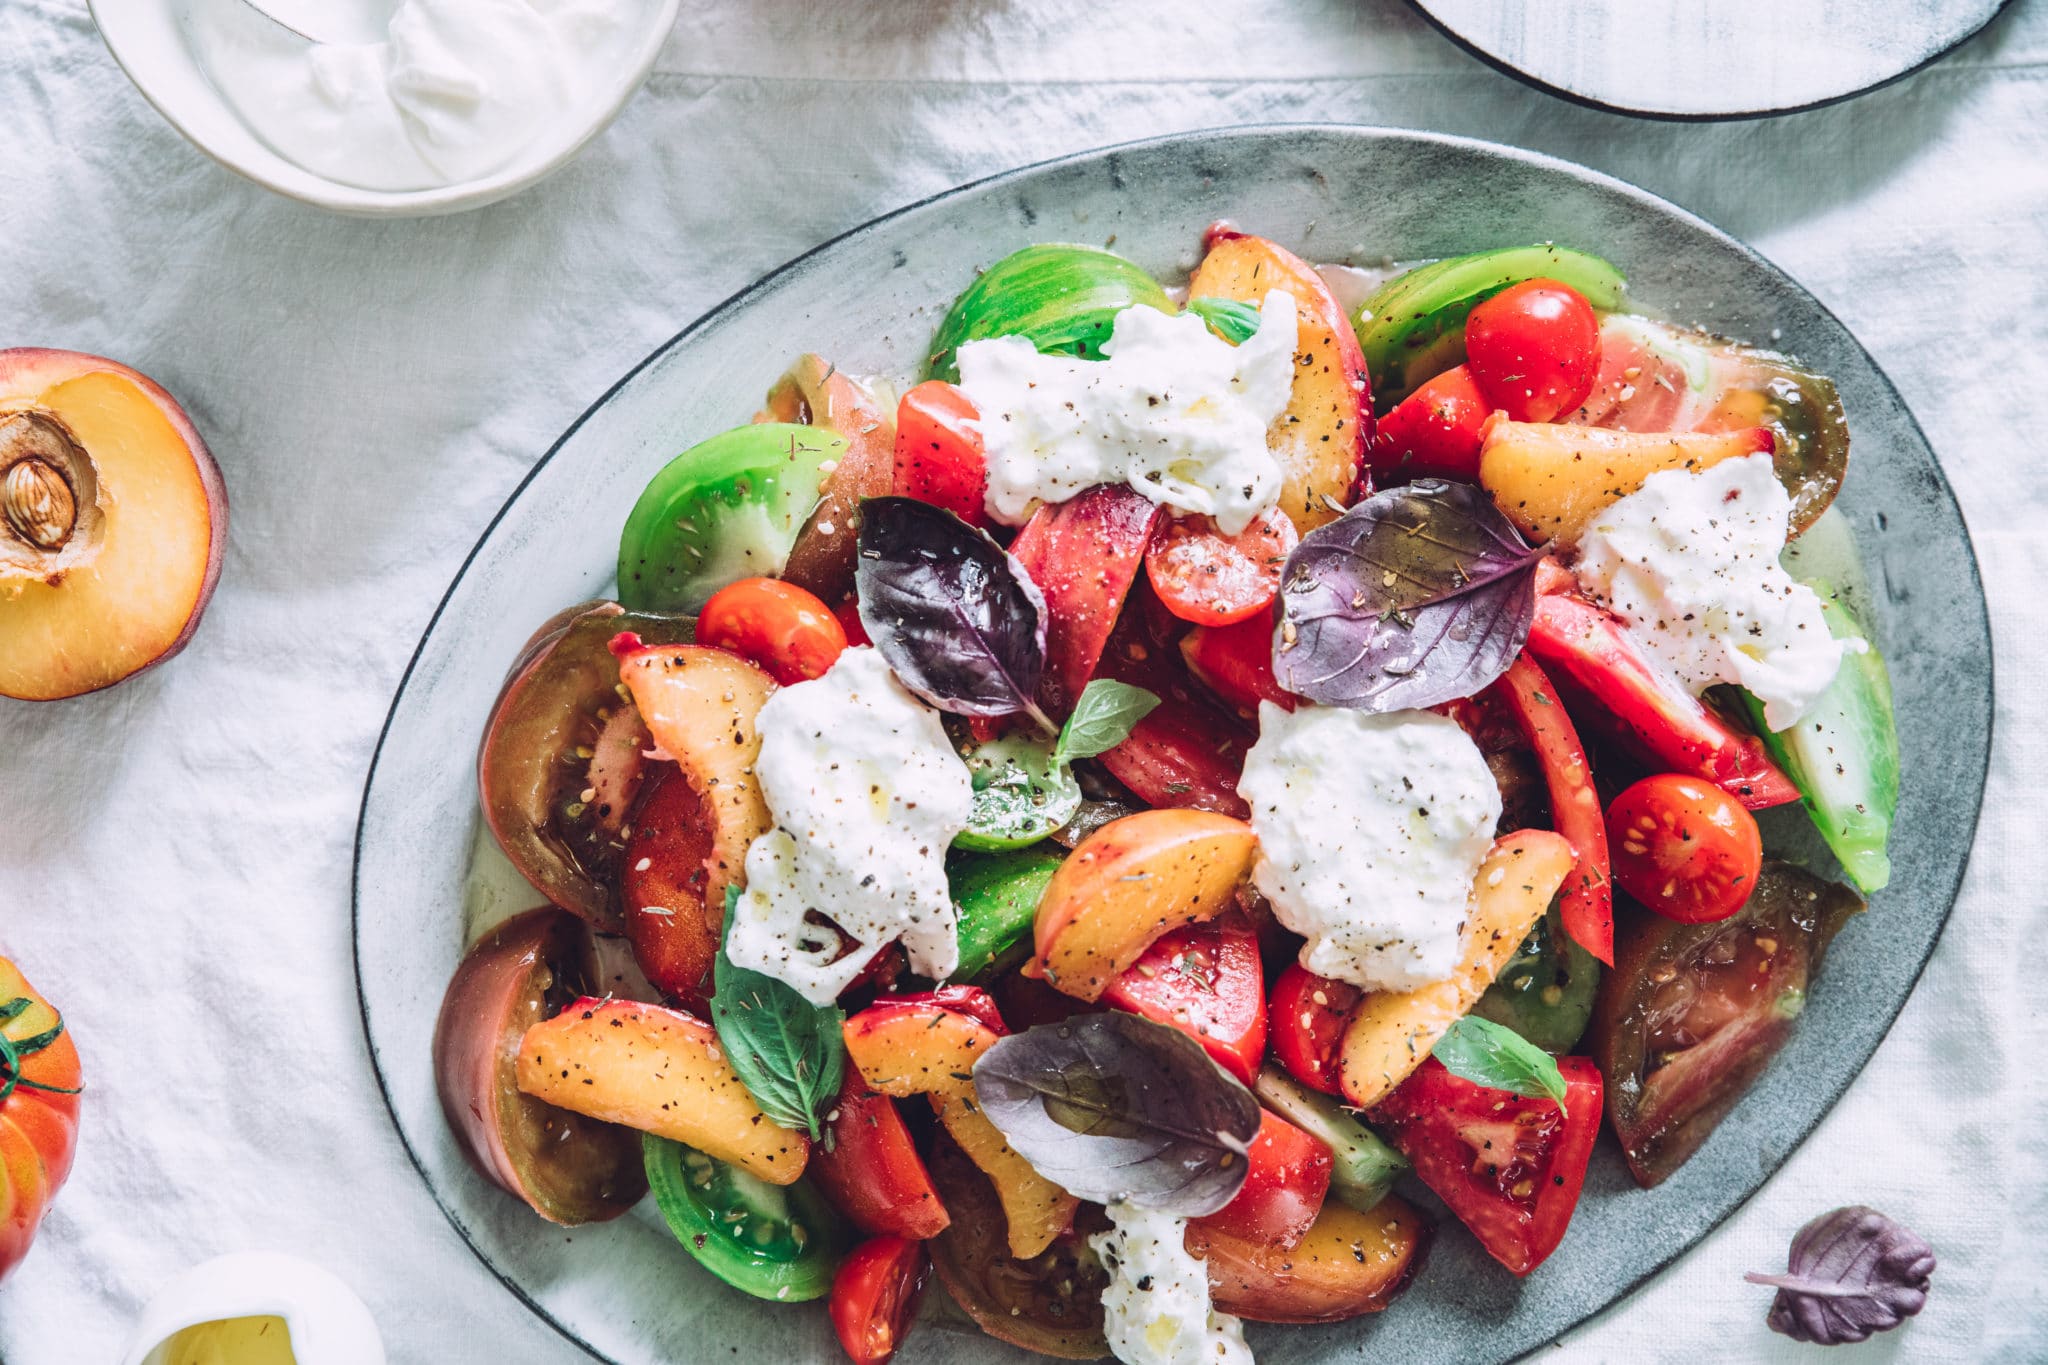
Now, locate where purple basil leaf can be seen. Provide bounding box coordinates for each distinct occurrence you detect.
[856,496,1051,725]
[1273,478,1541,712]
[1745,1205,1936,1345]
[972,1012,1260,1215]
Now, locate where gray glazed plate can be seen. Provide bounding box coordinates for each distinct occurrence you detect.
[354,126,1990,1364]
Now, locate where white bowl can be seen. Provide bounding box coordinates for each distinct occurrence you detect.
[89,0,680,217]
[119,1251,385,1365]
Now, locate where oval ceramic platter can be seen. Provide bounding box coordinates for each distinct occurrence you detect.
[355,127,1990,1364]
[1410,0,2010,120]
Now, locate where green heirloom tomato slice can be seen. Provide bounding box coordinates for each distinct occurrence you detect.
[955,735,1083,851]
[1356,246,1628,408]
[926,244,1174,383]
[948,844,1067,982]
[618,423,848,614]
[644,1135,843,1301]
[1471,898,1601,1054]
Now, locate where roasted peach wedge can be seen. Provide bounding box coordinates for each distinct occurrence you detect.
[517,997,809,1185]
[1338,830,1575,1109]
[0,348,225,701]
[1190,228,1370,532]
[1033,809,1258,1002]
[1192,1193,1429,1324]
[1479,417,1774,544]
[844,993,1078,1259]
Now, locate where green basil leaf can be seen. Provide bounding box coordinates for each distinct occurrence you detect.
[1186,296,1263,345]
[709,887,846,1139]
[1053,681,1160,765]
[1432,1015,1569,1109]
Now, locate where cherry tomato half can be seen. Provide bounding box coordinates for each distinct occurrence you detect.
[1192,1109,1333,1249]
[1144,509,1299,627]
[1464,278,1601,423]
[1368,364,1492,483]
[697,577,847,685]
[1605,774,1764,924]
[830,1235,931,1365]
[1268,963,1362,1096]
[892,380,988,526]
[808,1079,950,1240]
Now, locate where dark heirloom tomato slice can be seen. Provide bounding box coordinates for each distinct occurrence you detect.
[478,602,693,931]
[1590,862,1862,1187]
[432,908,646,1225]
[1100,915,1266,1086]
[830,1235,932,1365]
[759,355,897,606]
[1191,1109,1332,1249]
[1436,683,1550,836]
[925,1136,1110,1360]
[808,1079,950,1241]
[1190,1193,1430,1323]
[1370,1057,1602,1277]
[1268,963,1362,1096]
[1007,482,1165,715]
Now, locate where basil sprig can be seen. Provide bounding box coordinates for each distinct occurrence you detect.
[1052,680,1160,765]
[1432,1015,1569,1109]
[708,888,846,1138]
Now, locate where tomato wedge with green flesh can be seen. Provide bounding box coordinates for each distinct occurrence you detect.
[808,1079,949,1240]
[831,1236,931,1365]
[1267,963,1362,1096]
[892,380,988,527]
[1191,1109,1332,1249]
[927,243,1174,383]
[643,1135,845,1301]
[1253,1066,1408,1213]
[1590,861,1862,1187]
[1491,653,1613,962]
[1143,509,1298,627]
[1370,1056,1603,1277]
[1180,608,1294,718]
[947,845,1066,982]
[1471,898,1602,1055]
[1099,915,1266,1086]
[1525,591,1799,810]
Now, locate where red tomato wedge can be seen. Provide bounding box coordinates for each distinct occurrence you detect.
[1524,592,1799,810]
[620,769,721,1010]
[891,381,987,526]
[1490,653,1613,964]
[1606,774,1763,924]
[1097,690,1253,820]
[830,1235,931,1365]
[1191,1109,1333,1249]
[1267,964,1362,1097]
[1368,364,1492,483]
[808,1080,950,1240]
[1008,484,1165,715]
[1370,1057,1603,1277]
[1100,916,1267,1086]
[697,577,847,685]
[1143,509,1298,627]
[1180,609,1294,718]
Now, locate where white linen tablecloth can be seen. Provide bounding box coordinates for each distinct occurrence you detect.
[2,0,2043,1359]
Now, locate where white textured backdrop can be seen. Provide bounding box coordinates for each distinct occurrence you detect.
[1,0,2043,1360]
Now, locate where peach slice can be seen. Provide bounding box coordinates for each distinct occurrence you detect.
[0,349,225,701]
[844,999,1079,1259]
[1337,830,1575,1109]
[613,640,775,947]
[1033,809,1258,1002]
[1191,1193,1428,1323]
[1189,229,1370,532]
[517,997,809,1185]
[1479,417,1774,544]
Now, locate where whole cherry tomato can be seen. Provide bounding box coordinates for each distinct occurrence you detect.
[1143,509,1298,627]
[1267,963,1361,1096]
[1,957,82,1284]
[830,1235,932,1365]
[1605,773,1764,923]
[1463,278,1601,423]
[696,577,847,684]
[1369,364,1493,482]
[892,380,988,526]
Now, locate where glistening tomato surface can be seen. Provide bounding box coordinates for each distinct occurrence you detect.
[1143,509,1298,627]
[1464,278,1601,423]
[0,958,82,1284]
[1191,1109,1332,1248]
[891,380,988,526]
[1606,774,1764,923]
[1100,916,1267,1085]
[1368,364,1492,482]
[697,577,847,685]
[807,1079,950,1240]
[830,1235,931,1365]
[1268,963,1362,1096]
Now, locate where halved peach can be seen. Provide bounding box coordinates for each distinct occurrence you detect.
[1190,1192,1428,1323]
[1033,809,1257,1002]
[0,349,225,701]
[613,640,775,942]
[1337,830,1575,1109]
[1189,229,1370,531]
[757,355,896,605]
[516,997,809,1185]
[844,998,1078,1259]
[1479,417,1774,544]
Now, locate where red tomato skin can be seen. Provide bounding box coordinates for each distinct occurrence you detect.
[1096,695,1253,820]
[1369,364,1492,483]
[830,1235,932,1365]
[1008,484,1166,715]
[833,595,872,647]
[697,577,848,685]
[1267,964,1362,1096]
[1180,609,1295,718]
[1489,653,1613,964]
[1606,774,1765,924]
[1192,1110,1333,1249]
[1371,1057,1603,1276]
[866,985,1008,1037]
[1100,917,1267,1086]
[809,1081,951,1240]
[892,381,988,526]
[0,959,81,1285]
[1143,510,1298,628]
[1464,279,1602,423]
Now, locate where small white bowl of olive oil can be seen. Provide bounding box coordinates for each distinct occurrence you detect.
[121,1252,385,1365]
